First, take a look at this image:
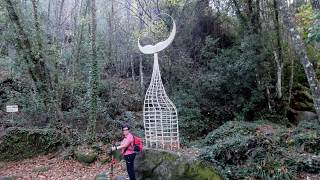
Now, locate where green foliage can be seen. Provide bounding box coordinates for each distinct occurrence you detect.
[290,83,315,111]
[140,16,171,45]
[198,34,273,121]
[0,127,66,161]
[202,121,283,145]
[199,120,320,179]
[296,4,320,75]
[166,0,182,6]
[171,32,277,142]
[175,92,209,142]
[200,36,220,66]
[287,119,320,154]
[0,77,52,127]
[184,162,222,180]
[308,12,320,43]
[296,4,314,40]
[224,153,296,180]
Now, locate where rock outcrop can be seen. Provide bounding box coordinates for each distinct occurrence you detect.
[134,149,221,180]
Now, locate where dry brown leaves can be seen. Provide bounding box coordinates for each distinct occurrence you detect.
[0,154,128,180]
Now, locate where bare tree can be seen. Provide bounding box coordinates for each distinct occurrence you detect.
[273,0,283,99]
[86,0,98,143]
[311,0,320,10]
[73,0,89,81]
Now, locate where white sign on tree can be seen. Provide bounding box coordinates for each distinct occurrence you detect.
[6,105,18,113]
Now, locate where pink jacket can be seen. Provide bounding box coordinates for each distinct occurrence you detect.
[121,133,134,156]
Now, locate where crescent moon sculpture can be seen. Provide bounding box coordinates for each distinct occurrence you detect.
[139,14,180,150]
[138,14,176,54]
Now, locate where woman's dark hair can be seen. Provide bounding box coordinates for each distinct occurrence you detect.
[121,123,130,130]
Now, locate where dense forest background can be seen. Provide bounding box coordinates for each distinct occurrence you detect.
[1,0,320,179]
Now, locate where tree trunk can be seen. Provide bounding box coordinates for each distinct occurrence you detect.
[255,0,261,32]
[106,0,114,72]
[56,0,65,44]
[131,54,135,82]
[4,0,63,126]
[311,0,320,10]
[274,51,283,99]
[273,0,283,99]
[288,49,294,107]
[139,55,144,92]
[70,0,78,83]
[232,0,248,29]
[266,86,272,111]
[74,0,89,79]
[31,0,42,50]
[138,2,144,93]
[46,0,51,34]
[276,0,320,121]
[86,0,98,143]
[0,21,8,56]
[247,0,254,27]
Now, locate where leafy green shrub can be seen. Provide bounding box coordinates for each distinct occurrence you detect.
[307,12,320,43]
[203,121,283,145]
[196,34,274,123]
[223,153,297,180]
[199,120,320,179]
[200,134,300,179]
[287,120,320,154]
[0,127,66,161]
[175,92,209,142]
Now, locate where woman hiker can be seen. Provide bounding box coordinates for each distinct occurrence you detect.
[111,124,136,180]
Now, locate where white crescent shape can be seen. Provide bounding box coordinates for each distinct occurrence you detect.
[138,14,176,54]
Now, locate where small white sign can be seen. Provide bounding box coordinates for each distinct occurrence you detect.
[6,105,18,113]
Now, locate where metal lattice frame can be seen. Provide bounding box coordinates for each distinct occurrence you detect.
[143,54,180,150]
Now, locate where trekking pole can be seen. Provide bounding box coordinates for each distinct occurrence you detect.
[110,144,116,179]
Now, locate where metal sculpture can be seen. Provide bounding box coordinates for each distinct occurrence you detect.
[138,14,180,150]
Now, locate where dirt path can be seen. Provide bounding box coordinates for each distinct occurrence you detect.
[0,154,128,179]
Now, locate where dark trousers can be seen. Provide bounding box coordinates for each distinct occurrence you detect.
[124,153,136,180]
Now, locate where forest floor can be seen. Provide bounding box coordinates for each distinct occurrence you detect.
[0,153,128,180]
[0,147,319,179]
[0,147,201,180]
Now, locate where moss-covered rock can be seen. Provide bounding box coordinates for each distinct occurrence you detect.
[135,149,221,180]
[95,174,126,180]
[95,173,108,180]
[0,176,17,180]
[0,127,66,161]
[74,146,98,164]
[184,162,221,180]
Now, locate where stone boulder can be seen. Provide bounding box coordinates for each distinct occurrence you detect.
[295,111,317,122]
[95,173,126,180]
[288,108,318,125]
[0,127,66,161]
[134,149,221,180]
[74,145,98,164]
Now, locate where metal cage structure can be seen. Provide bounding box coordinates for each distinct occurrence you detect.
[143,54,180,150]
[138,14,180,150]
